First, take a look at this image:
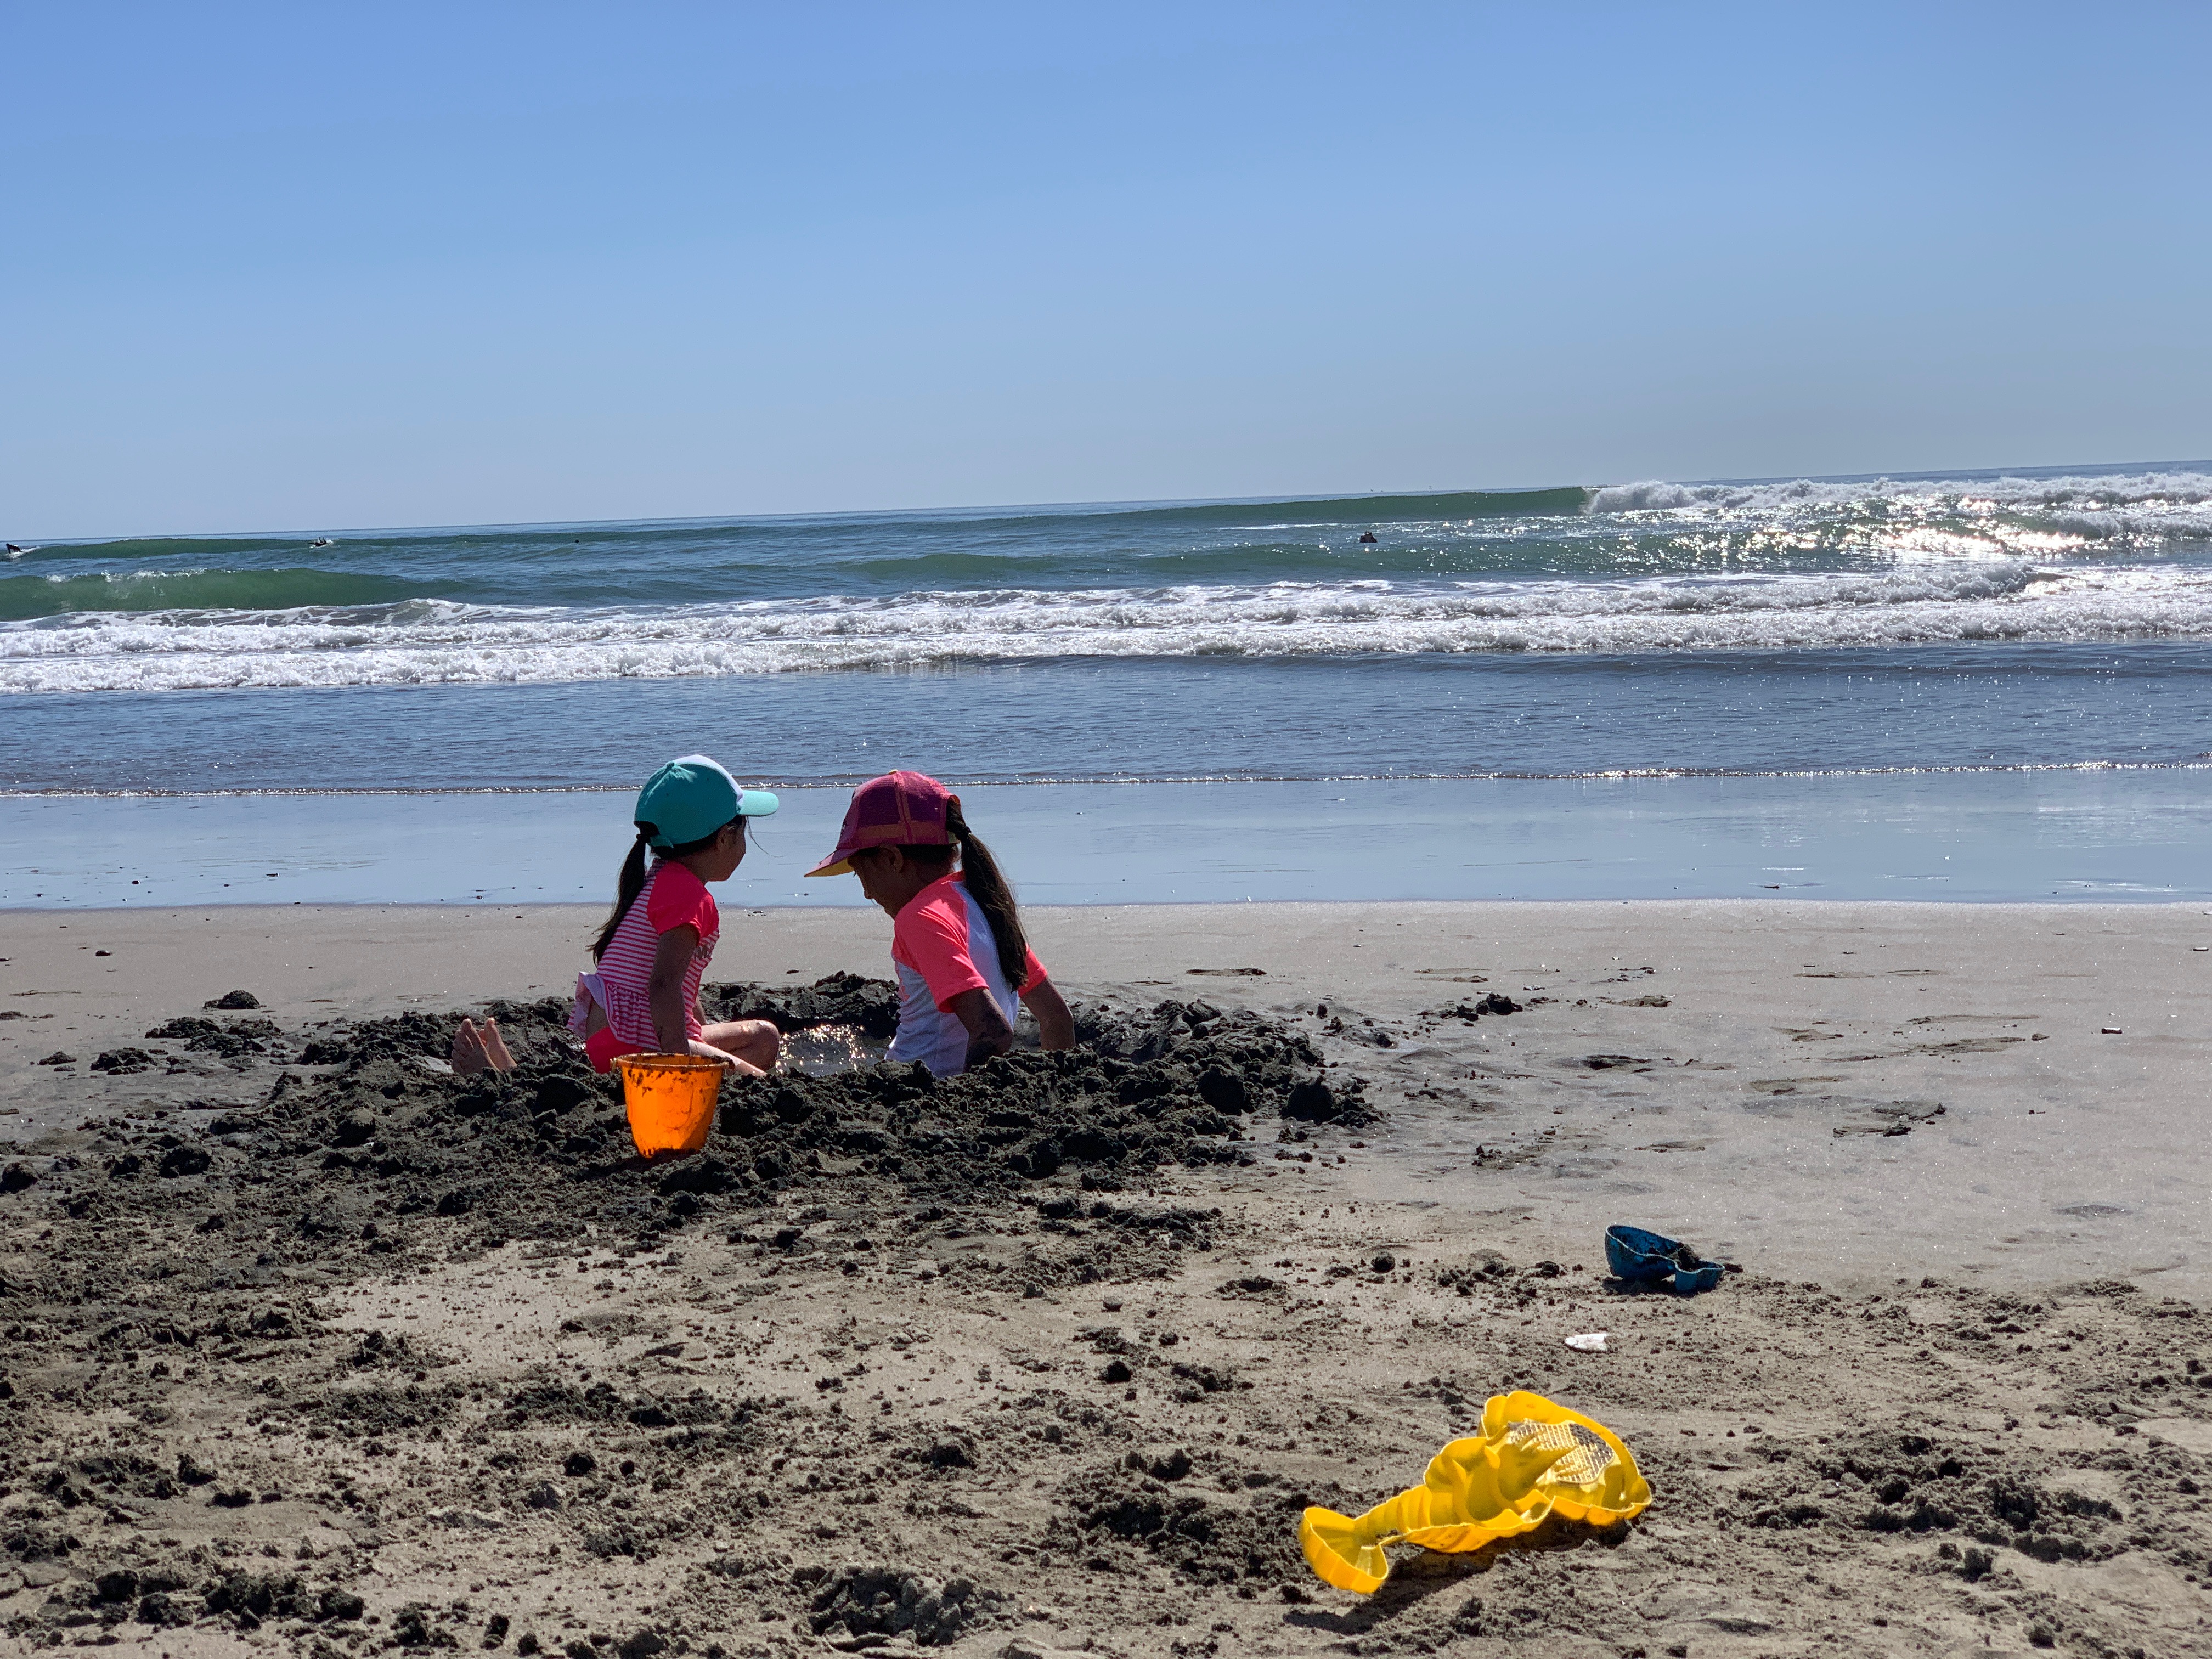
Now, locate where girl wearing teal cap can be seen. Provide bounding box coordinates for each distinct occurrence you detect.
[563,755,783,1075]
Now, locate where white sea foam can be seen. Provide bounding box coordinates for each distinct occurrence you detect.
[1587,471,2212,556]
[1588,469,2212,518]
[7,560,2212,693]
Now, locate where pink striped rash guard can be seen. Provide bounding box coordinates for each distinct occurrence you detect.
[889,872,1046,1077]
[573,860,719,1050]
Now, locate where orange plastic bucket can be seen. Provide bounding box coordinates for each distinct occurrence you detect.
[612,1054,724,1156]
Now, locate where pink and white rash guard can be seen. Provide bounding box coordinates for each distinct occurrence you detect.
[889,872,1046,1076]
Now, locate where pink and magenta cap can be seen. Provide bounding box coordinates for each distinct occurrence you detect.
[805,770,955,877]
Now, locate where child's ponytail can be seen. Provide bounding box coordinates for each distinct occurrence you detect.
[591,829,652,962]
[946,799,1030,992]
[591,816,745,961]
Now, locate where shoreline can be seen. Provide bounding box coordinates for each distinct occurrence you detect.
[14,891,2212,916]
[9,771,2212,910]
[8,753,2212,795]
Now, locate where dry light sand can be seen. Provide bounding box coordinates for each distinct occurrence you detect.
[1,901,2208,1659]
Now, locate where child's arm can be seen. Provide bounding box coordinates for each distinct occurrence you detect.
[692,1038,765,1075]
[646,926,701,1054]
[945,988,1017,1072]
[1020,978,1075,1051]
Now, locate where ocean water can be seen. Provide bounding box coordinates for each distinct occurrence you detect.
[10,464,2212,704]
[6,464,2211,904]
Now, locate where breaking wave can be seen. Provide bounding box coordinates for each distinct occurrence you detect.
[0,567,424,622]
[7,561,2212,693]
[8,463,2212,692]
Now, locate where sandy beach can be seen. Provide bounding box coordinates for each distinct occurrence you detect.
[2,901,2208,1657]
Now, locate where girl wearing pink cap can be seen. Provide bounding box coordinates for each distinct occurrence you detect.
[807,771,1074,1075]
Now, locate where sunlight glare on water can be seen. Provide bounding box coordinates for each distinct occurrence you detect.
[777,1024,887,1077]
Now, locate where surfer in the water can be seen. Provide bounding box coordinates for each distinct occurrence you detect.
[1358,531,1378,544]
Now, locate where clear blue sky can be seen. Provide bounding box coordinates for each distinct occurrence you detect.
[6,2,2209,538]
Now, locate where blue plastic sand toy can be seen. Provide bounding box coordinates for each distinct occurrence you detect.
[1605,1224,1725,1294]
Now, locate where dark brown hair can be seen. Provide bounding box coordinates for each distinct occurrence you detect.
[590,817,742,962]
[890,798,1028,991]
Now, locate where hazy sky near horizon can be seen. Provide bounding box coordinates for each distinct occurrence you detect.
[6,2,2210,539]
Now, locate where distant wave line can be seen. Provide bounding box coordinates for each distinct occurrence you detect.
[20,463,2212,563]
[9,484,1599,562]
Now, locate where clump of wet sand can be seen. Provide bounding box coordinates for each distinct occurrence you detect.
[1,977,2208,1658]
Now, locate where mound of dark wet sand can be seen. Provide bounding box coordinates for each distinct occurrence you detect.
[1,984,1366,1284]
[1,980,1380,1310]
[13,986,1345,1274]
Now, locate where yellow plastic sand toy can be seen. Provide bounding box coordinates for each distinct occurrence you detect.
[1300,1390,1651,1594]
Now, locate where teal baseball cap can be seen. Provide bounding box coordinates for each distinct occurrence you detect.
[634,754,778,851]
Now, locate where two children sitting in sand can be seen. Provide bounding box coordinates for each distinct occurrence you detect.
[452,757,1073,1083]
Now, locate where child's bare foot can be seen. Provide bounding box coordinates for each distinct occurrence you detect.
[451,1019,489,1073]
[452,1017,516,1075]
